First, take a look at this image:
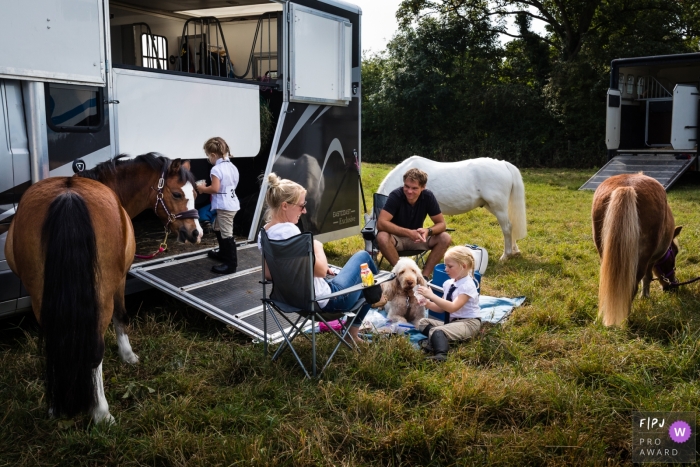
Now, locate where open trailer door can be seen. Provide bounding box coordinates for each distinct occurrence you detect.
[671,84,699,150]
[251,1,361,243]
[0,0,106,85]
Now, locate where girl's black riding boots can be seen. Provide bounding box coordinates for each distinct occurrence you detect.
[208,230,223,260]
[211,236,237,274]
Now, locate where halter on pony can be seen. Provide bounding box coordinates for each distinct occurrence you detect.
[653,245,700,289]
[135,167,200,259]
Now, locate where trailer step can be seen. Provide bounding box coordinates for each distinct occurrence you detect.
[128,244,307,344]
[579,153,697,191]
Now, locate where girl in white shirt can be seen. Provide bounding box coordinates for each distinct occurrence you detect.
[258,173,378,344]
[196,137,240,274]
[416,245,482,361]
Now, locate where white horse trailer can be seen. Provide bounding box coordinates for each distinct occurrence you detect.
[0,0,363,339]
[581,52,700,191]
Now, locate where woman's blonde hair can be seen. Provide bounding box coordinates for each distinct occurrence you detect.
[444,246,475,276]
[264,173,306,222]
[203,137,230,160]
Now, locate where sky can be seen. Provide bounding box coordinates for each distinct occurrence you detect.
[351,0,403,55]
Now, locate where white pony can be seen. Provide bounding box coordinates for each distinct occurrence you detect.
[377,156,527,260]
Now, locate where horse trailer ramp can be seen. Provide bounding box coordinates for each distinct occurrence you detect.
[129,244,304,344]
[579,153,697,191]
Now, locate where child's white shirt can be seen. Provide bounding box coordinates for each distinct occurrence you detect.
[210,158,240,211]
[442,275,482,320]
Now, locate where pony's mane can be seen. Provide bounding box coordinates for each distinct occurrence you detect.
[79,153,196,185]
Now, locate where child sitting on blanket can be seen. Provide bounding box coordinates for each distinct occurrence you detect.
[415,245,483,362]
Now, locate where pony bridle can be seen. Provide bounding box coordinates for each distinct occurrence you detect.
[153,169,200,232]
[653,246,677,286]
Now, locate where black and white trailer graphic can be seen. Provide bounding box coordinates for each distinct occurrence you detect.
[581,52,700,190]
[0,0,363,342]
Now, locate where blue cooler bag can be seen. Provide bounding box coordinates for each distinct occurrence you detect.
[427,244,487,321]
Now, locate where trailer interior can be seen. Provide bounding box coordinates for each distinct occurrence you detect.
[108,0,283,232]
[580,53,700,190]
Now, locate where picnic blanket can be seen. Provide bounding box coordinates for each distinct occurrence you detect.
[356,295,526,346]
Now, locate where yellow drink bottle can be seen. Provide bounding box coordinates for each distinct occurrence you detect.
[360,263,374,287]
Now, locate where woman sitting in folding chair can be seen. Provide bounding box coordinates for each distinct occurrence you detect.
[258,173,379,343]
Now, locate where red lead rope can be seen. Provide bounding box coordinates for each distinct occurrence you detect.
[134,246,165,260]
[134,228,169,260]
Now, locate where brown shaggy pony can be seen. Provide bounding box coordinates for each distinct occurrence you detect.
[592,173,681,326]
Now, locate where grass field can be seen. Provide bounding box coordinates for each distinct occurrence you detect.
[2,165,700,466]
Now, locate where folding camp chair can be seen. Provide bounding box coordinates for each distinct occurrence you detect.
[361,192,452,269]
[260,228,388,378]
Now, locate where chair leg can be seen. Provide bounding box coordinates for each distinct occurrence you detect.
[272,315,307,361]
[312,314,316,378]
[265,308,362,378]
[418,252,427,269]
[276,313,312,344]
[319,315,358,375]
[263,303,268,356]
[315,314,355,351]
[267,311,310,378]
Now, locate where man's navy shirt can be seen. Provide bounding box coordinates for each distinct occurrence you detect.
[383,187,441,230]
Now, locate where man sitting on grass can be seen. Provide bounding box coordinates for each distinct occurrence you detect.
[376,168,451,280]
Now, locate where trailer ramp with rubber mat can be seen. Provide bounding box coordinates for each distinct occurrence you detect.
[129,244,304,344]
[579,153,697,191]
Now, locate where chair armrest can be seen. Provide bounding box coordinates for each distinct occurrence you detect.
[361,219,376,240]
[315,272,396,301]
[427,281,444,294]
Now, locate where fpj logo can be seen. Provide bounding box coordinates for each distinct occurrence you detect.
[632,412,695,463]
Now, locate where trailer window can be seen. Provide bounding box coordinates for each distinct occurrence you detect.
[142,34,168,70]
[45,84,103,132]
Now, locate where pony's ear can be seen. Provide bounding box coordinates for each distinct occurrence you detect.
[674,225,683,238]
[169,158,182,175]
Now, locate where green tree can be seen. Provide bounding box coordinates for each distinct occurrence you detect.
[362,0,700,167]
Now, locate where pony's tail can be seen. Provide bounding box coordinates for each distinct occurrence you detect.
[41,190,100,417]
[505,161,527,240]
[599,187,639,326]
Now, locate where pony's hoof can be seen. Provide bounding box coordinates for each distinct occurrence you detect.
[119,350,139,364]
[93,411,115,425]
[499,252,521,261]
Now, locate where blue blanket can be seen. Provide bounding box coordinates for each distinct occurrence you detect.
[478,296,526,323]
[361,295,526,345]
